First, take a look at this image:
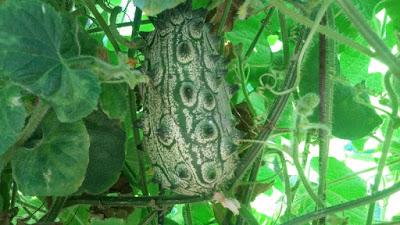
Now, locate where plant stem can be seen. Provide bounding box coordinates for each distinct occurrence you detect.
[317,9,335,224]
[236,151,264,225]
[183,204,193,225]
[236,49,257,118]
[278,11,290,68]
[269,0,375,58]
[244,8,275,60]
[217,0,233,36]
[335,0,400,77]
[82,0,121,52]
[293,118,325,208]
[281,181,400,225]
[365,73,399,225]
[88,20,151,33]
[38,197,67,222]
[64,195,212,208]
[231,28,308,190]
[139,210,158,225]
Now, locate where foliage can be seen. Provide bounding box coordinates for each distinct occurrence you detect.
[0,0,399,224]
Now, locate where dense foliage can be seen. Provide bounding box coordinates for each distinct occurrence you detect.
[0,0,399,224]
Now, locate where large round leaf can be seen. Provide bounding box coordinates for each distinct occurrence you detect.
[79,111,125,194]
[0,82,26,155]
[0,0,100,122]
[11,112,89,196]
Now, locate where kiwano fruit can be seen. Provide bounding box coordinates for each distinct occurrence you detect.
[141,1,241,195]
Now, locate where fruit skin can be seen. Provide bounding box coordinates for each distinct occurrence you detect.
[141,2,240,196]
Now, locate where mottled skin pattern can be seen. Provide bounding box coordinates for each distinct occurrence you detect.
[141,2,240,196]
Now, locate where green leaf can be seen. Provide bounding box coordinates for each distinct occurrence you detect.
[79,111,125,194]
[0,82,26,155]
[226,14,272,67]
[191,202,214,225]
[300,44,382,140]
[132,0,186,16]
[0,0,101,122]
[332,82,382,140]
[100,83,129,120]
[11,112,89,196]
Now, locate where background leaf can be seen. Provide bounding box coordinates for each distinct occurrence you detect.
[79,111,126,194]
[11,112,89,196]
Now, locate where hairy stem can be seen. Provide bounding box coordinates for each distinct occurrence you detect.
[317,9,335,223]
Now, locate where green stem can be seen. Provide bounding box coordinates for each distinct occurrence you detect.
[217,0,233,36]
[109,7,141,49]
[244,8,275,60]
[236,150,264,225]
[335,0,400,77]
[270,0,375,58]
[365,73,398,225]
[126,6,149,197]
[38,197,67,222]
[236,49,257,118]
[281,181,400,225]
[82,0,121,52]
[183,204,193,225]
[139,210,157,225]
[88,20,151,33]
[64,195,211,208]
[231,28,308,190]
[293,118,325,208]
[278,11,290,68]
[128,91,149,196]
